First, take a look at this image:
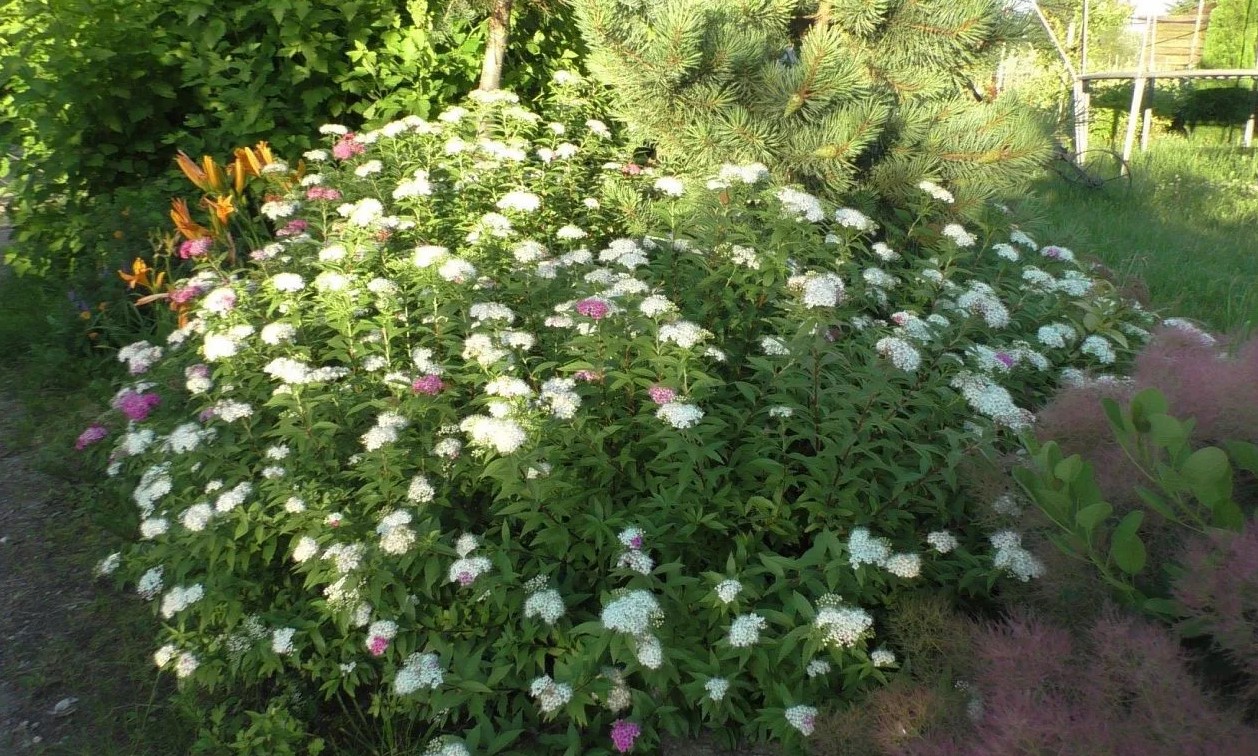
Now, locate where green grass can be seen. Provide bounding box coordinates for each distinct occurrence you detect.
[1014,136,1258,334]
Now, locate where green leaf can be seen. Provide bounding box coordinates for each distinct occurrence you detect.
[1181,446,1232,507]
[1225,440,1258,476]
[1110,510,1146,575]
[1074,501,1112,533]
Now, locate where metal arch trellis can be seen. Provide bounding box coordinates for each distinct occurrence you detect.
[1030,0,1258,173]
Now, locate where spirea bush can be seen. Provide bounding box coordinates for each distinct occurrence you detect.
[87,77,1157,752]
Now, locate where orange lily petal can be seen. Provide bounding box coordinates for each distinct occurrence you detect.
[175,151,211,192]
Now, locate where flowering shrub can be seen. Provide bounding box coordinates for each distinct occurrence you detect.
[88,77,1157,751]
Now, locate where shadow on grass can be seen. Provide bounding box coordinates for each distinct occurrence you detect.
[1009,139,1258,334]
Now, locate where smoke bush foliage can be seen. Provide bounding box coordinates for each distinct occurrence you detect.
[1034,322,1258,510]
[87,76,1155,752]
[907,611,1258,755]
[1174,516,1258,701]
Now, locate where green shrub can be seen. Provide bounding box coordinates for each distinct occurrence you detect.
[84,78,1155,752]
[0,0,580,278]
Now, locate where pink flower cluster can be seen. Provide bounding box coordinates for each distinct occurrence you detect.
[647,385,676,405]
[276,219,308,237]
[367,635,390,657]
[610,720,640,753]
[412,374,446,396]
[113,390,161,422]
[178,238,212,259]
[573,370,603,383]
[306,186,342,201]
[75,424,109,451]
[575,297,610,320]
[332,134,366,161]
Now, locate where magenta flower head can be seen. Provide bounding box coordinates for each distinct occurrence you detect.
[412,374,446,396]
[75,424,109,451]
[573,370,602,383]
[306,186,342,201]
[995,352,1015,369]
[277,219,309,238]
[367,635,390,657]
[610,720,641,753]
[647,385,676,405]
[178,237,212,259]
[332,134,366,160]
[113,390,161,422]
[575,297,611,320]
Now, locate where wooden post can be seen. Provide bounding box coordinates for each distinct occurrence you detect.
[1141,78,1156,152]
[478,0,513,91]
[1122,16,1153,167]
[1075,0,1090,159]
[1189,0,1207,66]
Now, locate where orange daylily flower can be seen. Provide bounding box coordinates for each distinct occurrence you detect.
[170,198,211,240]
[228,155,249,193]
[175,151,229,194]
[118,258,153,289]
[201,194,235,225]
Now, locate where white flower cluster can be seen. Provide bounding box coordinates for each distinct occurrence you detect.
[803,659,831,679]
[601,590,662,636]
[1081,334,1116,364]
[875,336,922,372]
[654,176,685,196]
[180,503,214,532]
[524,583,566,625]
[154,644,199,679]
[728,613,766,648]
[362,411,409,451]
[460,414,528,454]
[634,633,664,668]
[715,579,743,604]
[707,162,769,189]
[133,464,172,515]
[394,652,444,694]
[834,207,875,232]
[785,705,818,736]
[1036,322,1077,349]
[992,242,1020,261]
[927,530,959,554]
[871,648,897,667]
[160,583,204,619]
[655,402,704,429]
[942,223,977,247]
[799,272,846,308]
[137,566,163,600]
[918,180,955,203]
[705,677,729,701]
[760,335,790,356]
[529,675,573,714]
[407,474,435,504]
[814,599,874,649]
[658,320,711,349]
[271,627,297,656]
[292,536,320,563]
[956,282,1010,329]
[118,341,163,375]
[951,371,1034,430]
[496,190,541,213]
[615,526,654,575]
[376,509,416,555]
[212,399,253,422]
[728,244,761,270]
[776,186,825,222]
[540,377,581,420]
[393,169,433,199]
[990,530,1046,581]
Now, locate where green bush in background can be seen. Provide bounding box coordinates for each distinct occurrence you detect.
[0,0,581,279]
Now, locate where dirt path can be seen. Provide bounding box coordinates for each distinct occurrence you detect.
[0,395,97,752]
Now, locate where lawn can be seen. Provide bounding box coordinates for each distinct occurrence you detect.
[1016,136,1258,334]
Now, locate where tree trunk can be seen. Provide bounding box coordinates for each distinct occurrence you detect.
[479,0,513,91]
